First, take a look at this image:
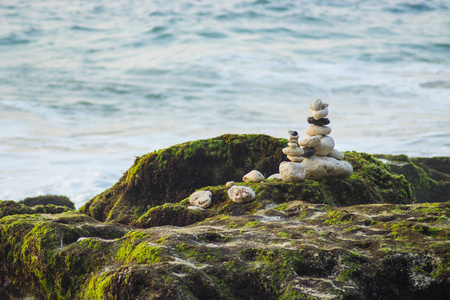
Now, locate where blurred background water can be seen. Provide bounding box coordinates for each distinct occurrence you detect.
[1,0,449,207]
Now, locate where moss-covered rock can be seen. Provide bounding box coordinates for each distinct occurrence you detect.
[375,155,450,202]
[80,135,417,226]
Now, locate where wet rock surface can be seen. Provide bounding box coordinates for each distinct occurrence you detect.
[0,135,449,299]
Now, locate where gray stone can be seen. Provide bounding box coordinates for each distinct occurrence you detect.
[267,173,281,180]
[279,161,305,182]
[307,117,330,126]
[314,136,335,156]
[299,136,321,148]
[311,107,329,120]
[225,181,235,188]
[328,149,345,160]
[243,170,265,182]
[189,190,212,208]
[306,125,331,136]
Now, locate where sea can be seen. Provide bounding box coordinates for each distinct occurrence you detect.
[1,0,449,208]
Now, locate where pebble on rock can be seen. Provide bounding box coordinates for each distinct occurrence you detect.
[311,107,329,120]
[228,186,256,203]
[306,125,331,137]
[225,181,235,188]
[287,155,304,163]
[282,146,304,156]
[314,136,335,156]
[298,136,321,148]
[302,156,353,179]
[307,117,330,126]
[267,173,281,180]
[302,147,316,158]
[243,170,265,182]
[279,161,305,182]
[328,149,345,160]
[189,190,212,208]
[309,99,323,111]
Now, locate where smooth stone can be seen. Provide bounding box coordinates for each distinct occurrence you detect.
[309,99,323,111]
[311,107,329,120]
[282,146,304,156]
[306,125,331,137]
[328,149,345,160]
[189,190,212,208]
[287,155,304,163]
[288,142,298,147]
[314,136,335,156]
[267,173,281,180]
[228,186,256,203]
[307,117,330,126]
[243,170,264,182]
[225,181,235,188]
[282,242,292,248]
[302,156,353,179]
[279,161,305,182]
[302,147,316,158]
[298,136,321,148]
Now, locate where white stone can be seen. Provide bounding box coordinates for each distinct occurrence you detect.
[306,125,331,136]
[282,242,292,248]
[314,136,335,156]
[302,156,353,179]
[267,173,281,180]
[282,146,304,156]
[298,136,321,148]
[328,149,345,160]
[225,181,235,188]
[279,161,305,182]
[228,186,256,203]
[187,205,204,210]
[189,190,212,208]
[287,155,304,163]
[311,107,329,120]
[243,170,264,182]
[309,99,323,111]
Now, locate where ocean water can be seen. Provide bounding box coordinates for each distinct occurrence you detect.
[1,0,449,208]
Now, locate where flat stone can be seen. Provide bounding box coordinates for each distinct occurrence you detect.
[302,147,316,158]
[299,136,321,148]
[307,117,330,126]
[279,161,305,182]
[306,125,331,137]
[328,149,345,160]
[311,107,329,120]
[267,173,281,180]
[287,155,304,163]
[243,170,264,182]
[302,156,353,179]
[189,190,212,208]
[187,205,204,210]
[228,186,256,203]
[282,146,304,156]
[314,136,335,156]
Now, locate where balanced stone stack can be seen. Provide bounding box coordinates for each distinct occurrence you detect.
[299,99,353,179]
[279,131,306,182]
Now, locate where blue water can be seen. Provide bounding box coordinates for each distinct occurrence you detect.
[1,0,449,207]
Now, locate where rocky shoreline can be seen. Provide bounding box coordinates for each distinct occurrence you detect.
[1,134,449,299]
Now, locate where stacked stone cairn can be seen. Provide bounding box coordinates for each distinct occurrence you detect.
[279,131,306,182]
[299,99,353,179]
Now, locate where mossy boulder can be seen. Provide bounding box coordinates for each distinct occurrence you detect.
[375,155,450,203]
[80,135,416,226]
[19,194,75,210]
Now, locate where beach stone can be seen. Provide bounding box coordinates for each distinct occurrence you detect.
[311,107,329,120]
[189,190,212,208]
[287,155,304,163]
[307,117,330,126]
[288,142,298,147]
[288,131,299,143]
[187,205,204,210]
[306,125,331,137]
[328,149,345,160]
[298,136,321,148]
[243,170,264,182]
[309,99,323,111]
[267,173,281,180]
[302,156,353,179]
[279,161,305,182]
[314,136,335,156]
[228,186,256,203]
[225,181,235,188]
[282,146,304,157]
[302,147,316,158]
